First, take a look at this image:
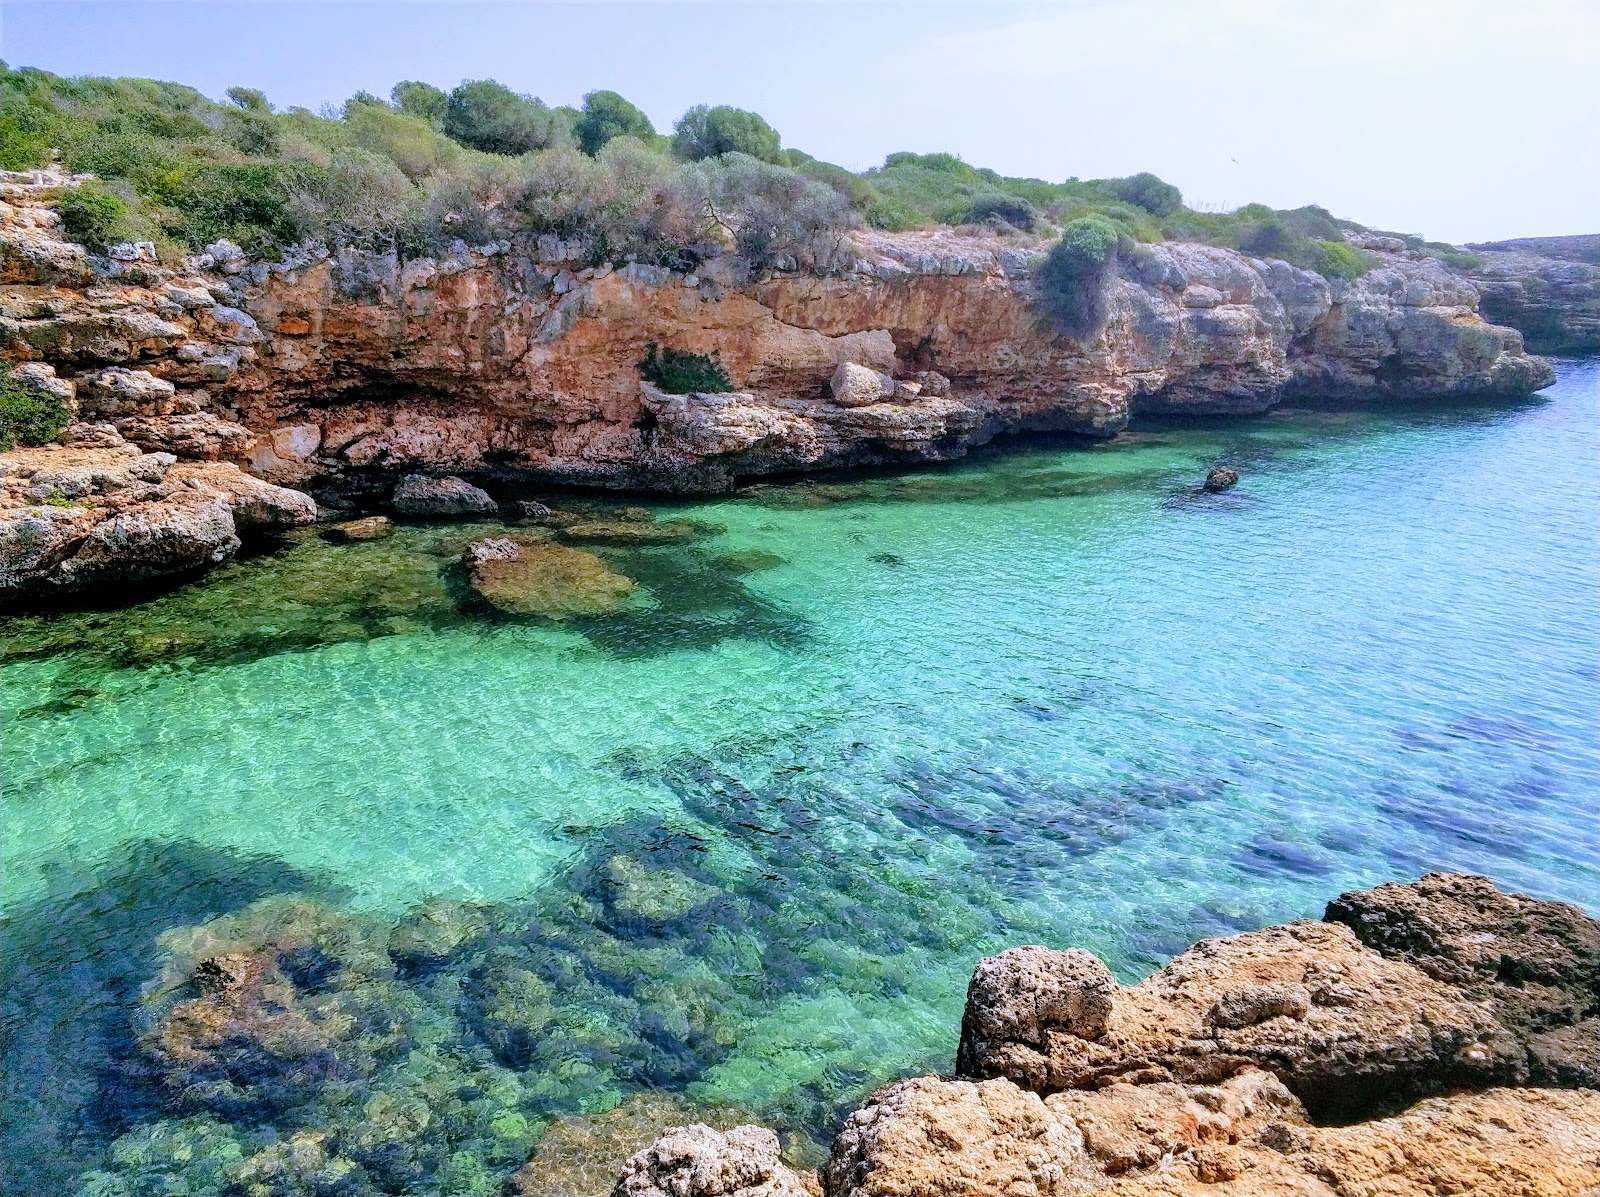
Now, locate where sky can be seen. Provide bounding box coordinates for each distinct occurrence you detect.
[3,0,1596,245]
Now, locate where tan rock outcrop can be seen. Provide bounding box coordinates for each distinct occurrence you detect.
[613,1124,815,1197]
[2,171,1558,503]
[0,433,315,595]
[621,876,1600,1197]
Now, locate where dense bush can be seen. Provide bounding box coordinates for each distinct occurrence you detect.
[55,180,130,250]
[1036,216,1121,338]
[575,90,655,156]
[672,104,782,163]
[962,193,1038,231]
[1,61,1416,284]
[639,343,734,393]
[1103,172,1183,217]
[1307,239,1372,281]
[443,80,567,155]
[392,80,448,125]
[0,362,71,450]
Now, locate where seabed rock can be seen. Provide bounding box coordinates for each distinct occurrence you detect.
[1203,465,1240,492]
[464,533,636,618]
[324,515,394,542]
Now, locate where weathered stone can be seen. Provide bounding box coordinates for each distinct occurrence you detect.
[1203,465,1240,492]
[614,1124,814,1197]
[825,1076,1093,1197]
[76,367,175,417]
[391,473,497,517]
[1325,871,1600,1086]
[830,362,894,408]
[956,948,1116,1078]
[114,412,255,459]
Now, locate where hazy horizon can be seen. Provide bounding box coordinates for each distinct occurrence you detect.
[4,0,1596,245]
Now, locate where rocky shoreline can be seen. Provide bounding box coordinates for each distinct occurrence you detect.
[0,166,1578,601]
[606,873,1599,1197]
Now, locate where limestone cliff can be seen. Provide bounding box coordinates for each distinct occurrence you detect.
[1464,236,1600,356]
[0,168,1565,595]
[3,168,1554,502]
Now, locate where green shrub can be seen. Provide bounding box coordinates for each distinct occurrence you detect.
[443,80,567,155]
[575,90,655,156]
[639,343,733,394]
[694,153,854,270]
[1428,246,1485,272]
[1036,216,1121,339]
[1307,239,1372,281]
[672,105,782,163]
[1103,172,1182,217]
[55,181,130,251]
[0,362,72,450]
[392,80,449,125]
[961,193,1038,231]
[862,194,920,231]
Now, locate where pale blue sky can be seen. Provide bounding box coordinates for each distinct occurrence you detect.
[4,0,1596,244]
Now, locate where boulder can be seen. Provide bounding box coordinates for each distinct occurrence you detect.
[324,515,394,543]
[1203,465,1240,492]
[391,474,497,517]
[1325,871,1600,1086]
[114,412,256,460]
[614,1124,814,1197]
[956,948,1116,1078]
[169,461,318,531]
[825,1076,1093,1197]
[463,534,636,618]
[76,367,175,417]
[829,362,894,408]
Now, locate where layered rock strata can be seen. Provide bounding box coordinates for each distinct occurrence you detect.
[1464,239,1600,356]
[4,172,1556,504]
[611,874,1600,1197]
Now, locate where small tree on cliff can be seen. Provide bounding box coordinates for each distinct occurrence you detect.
[1036,216,1121,340]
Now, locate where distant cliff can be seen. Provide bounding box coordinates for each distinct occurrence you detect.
[1462,235,1600,356]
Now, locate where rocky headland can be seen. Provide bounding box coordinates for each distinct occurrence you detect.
[1464,235,1600,357]
[0,167,1568,599]
[607,873,1599,1197]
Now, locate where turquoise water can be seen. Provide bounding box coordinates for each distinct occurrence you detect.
[4,360,1597,1195]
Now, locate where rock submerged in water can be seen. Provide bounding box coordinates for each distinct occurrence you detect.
[622,872,1600,1197]
[1203,464,1240,492]
[463,534,635,618]
[323,515,394,542]
[392,474,497,518]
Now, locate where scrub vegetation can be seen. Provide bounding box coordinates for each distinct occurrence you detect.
[2,61,1386,309]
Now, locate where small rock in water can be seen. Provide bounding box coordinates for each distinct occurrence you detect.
[1204,465,1240,492]
[324,515,393,542]
[515,500,554,520]
[392,474,498,517]
[464,534,636,618]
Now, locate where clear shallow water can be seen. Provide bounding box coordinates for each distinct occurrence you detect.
[4,360,1598,1195]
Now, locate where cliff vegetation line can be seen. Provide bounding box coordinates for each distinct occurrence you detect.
[1,62,1477,289]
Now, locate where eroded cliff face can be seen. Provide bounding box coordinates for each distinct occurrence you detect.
[2,170,1555,503]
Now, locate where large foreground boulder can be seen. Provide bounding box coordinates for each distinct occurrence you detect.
[956,872,1599,1118]
[824,1072,1599,1197]
[618,875,1600,1197]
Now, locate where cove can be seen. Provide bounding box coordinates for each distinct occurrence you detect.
[3,360,1597,1197]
